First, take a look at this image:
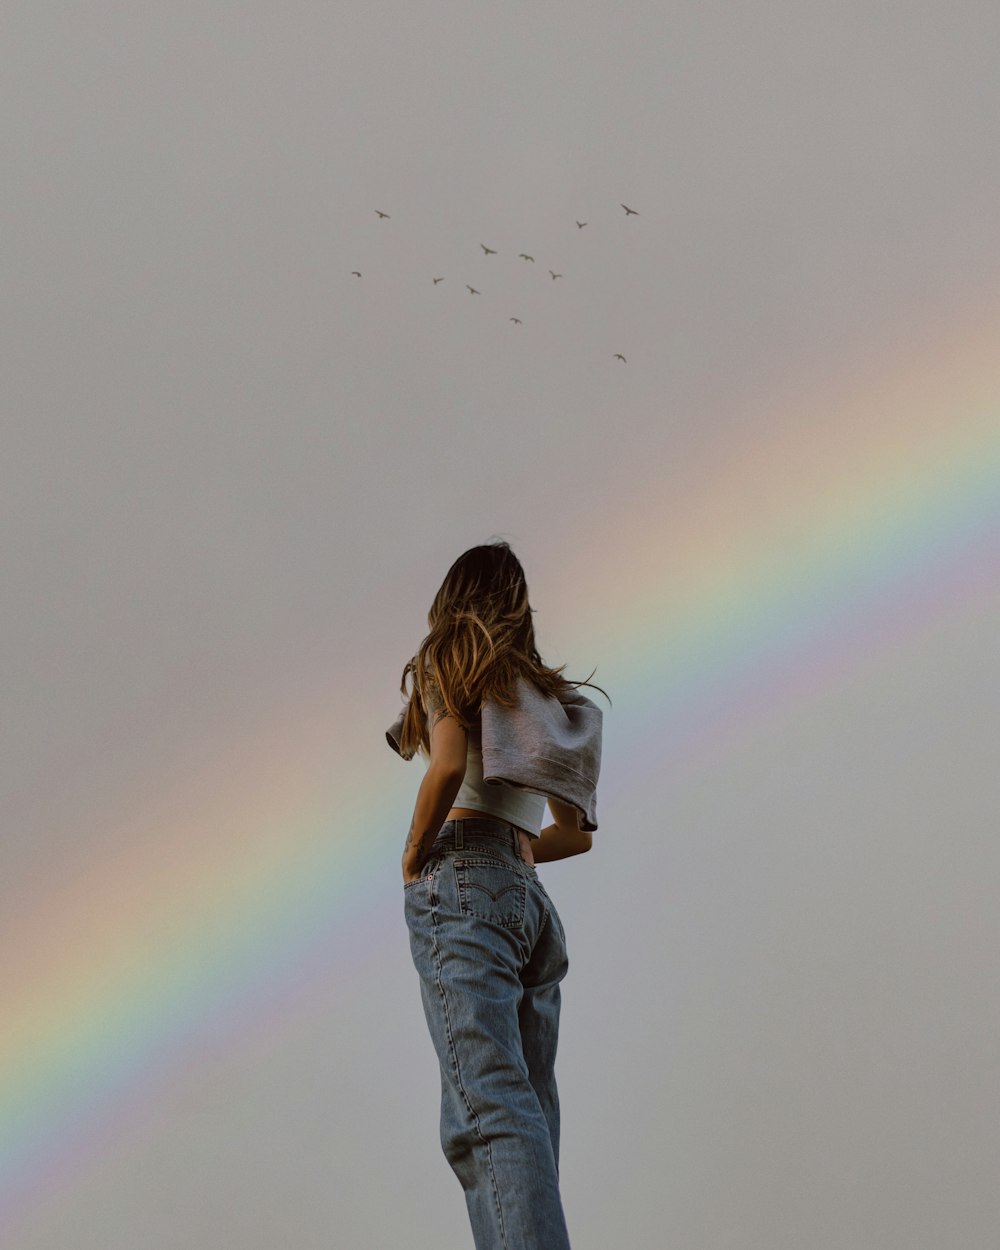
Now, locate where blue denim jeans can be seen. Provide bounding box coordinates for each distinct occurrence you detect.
[404,817,572,1250]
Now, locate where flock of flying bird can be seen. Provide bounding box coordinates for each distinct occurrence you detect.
[351,202,640,362]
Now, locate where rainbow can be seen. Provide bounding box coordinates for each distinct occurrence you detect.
[2,309,998,1237]
[553,305,999,787]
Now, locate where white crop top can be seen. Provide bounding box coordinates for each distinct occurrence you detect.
[437,725,547,837]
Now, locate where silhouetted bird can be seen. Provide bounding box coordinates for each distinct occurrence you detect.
[351,271,362,277]
[433,277,444,284]
[480,244,498,255]
[620,204,638,216]
[518,253,534,261]
[375,210,390,218]
[466,285,480,294]
[510,318,523,325]
[614,354,627,362]
[549,270,563,280]
[576,221,587,228]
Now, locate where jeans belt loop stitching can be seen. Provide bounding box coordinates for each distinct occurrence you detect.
[455,819,464,851]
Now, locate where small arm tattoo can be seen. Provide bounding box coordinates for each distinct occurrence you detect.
[424,680,454,725]
[404,819,433,861]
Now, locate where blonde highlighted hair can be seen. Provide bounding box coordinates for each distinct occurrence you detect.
[397,540,609,759]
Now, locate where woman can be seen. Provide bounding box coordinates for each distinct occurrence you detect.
[386,541,608,1250]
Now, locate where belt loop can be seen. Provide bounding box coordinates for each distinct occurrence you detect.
[455,819,464,850]
[510,823,518,852]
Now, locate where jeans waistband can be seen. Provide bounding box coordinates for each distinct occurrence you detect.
[431,817,521,854]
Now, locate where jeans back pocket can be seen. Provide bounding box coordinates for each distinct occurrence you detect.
[454,856,526,928]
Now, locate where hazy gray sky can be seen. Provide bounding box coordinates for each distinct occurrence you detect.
[3,3,999,1247]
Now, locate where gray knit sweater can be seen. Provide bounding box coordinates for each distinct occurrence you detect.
[386,675,604,832]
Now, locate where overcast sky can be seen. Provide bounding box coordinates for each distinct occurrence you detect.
[3,3,999,1248]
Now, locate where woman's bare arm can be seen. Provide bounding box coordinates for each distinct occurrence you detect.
[531,796,593,863]
[402,709,467,882]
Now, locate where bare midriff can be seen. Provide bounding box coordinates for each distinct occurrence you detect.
[445,807,536,868]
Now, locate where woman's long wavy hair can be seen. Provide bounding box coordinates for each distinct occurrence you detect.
[397,541,610,759]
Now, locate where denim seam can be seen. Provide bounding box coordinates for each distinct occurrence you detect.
[452,852,514,865]
[429,884,510,1249]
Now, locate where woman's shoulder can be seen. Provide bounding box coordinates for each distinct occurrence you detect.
[426,676,483,729]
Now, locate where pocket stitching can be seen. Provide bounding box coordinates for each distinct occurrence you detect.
[454,861,526,928]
